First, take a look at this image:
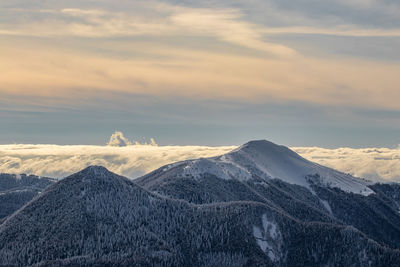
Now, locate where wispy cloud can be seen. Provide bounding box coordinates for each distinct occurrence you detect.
[260,26,400,37]
[0,5,296,56]
[169,8,297,56]
[1,40,399,109]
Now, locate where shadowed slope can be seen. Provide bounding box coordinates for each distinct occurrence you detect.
[1,166,399,266]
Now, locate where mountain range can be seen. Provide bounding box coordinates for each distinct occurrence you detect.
[1,140,400,266]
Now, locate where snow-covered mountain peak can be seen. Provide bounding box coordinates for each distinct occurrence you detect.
[179,140,374,196]
[235,140,299,158]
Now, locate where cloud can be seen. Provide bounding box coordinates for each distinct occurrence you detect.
[107,131,132,147]
[169,8,296,56]
[1,1,400,110]
[0,144,235,178]
[0,5,296,56]
[0,143,399,183]
[293,146,400,183]
[259,0,400,29]
[1,40,399,109]
[1,1,400,112]
[260,26,400,37]
[107,131,158,147]
[2,1,400,40]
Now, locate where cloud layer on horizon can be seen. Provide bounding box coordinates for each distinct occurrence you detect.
[293,146,400,183]
[0,144,399,183]
[0,144,236,179]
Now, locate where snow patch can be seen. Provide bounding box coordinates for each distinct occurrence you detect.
[181,157,251,181]
[253,214,282,262]
[306,173,374,196]
[320,199,333,215]
[162,161,185,172]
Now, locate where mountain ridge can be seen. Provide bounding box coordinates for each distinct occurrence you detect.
[140,139,373,196]
[1,164,400,266]
[1,140,400,266]
[137,139,400,251]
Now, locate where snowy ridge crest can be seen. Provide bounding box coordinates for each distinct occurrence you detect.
[181,157,252,181]
[177,140,374,196]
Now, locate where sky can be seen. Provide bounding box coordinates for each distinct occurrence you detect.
[1,0,400,147]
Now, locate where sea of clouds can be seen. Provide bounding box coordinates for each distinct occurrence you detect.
[0,132,399,183]
[0,143,236,179]
[294,146,400,183]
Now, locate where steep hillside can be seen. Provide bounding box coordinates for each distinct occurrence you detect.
[1,166,399,266]
[0,173,55,219]
[137,140,400,250]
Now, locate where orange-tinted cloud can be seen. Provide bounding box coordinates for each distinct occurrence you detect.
[1,39,399,109]
[1,3,399,109]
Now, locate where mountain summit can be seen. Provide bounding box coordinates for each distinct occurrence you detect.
[141,139,373,196]
[230,140,374,195]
